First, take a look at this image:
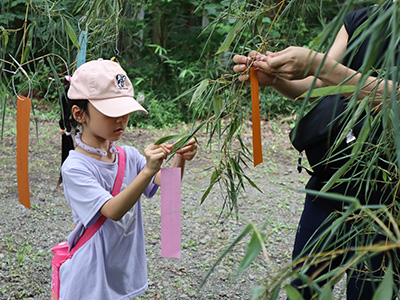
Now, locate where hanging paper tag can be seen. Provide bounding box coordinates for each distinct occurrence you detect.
[16,95,31,209]
[250,67,263,167]
[161,168,181,258]
[76,30,88,68]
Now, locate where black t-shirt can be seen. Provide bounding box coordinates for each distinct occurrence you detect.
[305,4,395,211]
[343,4,393,74]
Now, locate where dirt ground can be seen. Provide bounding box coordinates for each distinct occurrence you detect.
[0,111,311,300]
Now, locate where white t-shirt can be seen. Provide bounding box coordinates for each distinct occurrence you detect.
[59,146,158,300]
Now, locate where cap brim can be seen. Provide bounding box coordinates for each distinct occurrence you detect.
[89,97,148,117]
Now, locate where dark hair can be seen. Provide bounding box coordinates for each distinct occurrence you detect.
[58,88,89,184]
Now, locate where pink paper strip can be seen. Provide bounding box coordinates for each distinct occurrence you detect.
[161,168,181,258]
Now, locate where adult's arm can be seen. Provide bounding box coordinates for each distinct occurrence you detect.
[258,26,391,100]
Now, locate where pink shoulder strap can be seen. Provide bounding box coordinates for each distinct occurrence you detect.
[69,146,126,257]
[111,146,126,197]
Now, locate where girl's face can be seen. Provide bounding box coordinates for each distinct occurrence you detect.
[73,102,130,147]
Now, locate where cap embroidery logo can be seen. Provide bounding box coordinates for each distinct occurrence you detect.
[116,74,126,88]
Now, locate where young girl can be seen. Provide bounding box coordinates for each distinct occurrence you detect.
[58,59,197,300]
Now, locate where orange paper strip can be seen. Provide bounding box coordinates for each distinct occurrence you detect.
[17,95,31,209]
[250,67,263,167]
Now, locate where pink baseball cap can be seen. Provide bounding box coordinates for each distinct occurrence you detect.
[67,59,147,117]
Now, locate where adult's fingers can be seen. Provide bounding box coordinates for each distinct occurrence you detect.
[238,74,250,82]
[233,64,247,73]
[233,51,266,65]
[253,60,277,74]
[233,54,249,64]
[263,54,287,70]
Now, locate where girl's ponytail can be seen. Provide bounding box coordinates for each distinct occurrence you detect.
[58,88,88,185]
[59,88,76,166]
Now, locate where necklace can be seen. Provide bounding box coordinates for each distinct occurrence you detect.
[75,132,119,157]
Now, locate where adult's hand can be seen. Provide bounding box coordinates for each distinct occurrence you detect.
[233,50,277,86]
[254,47,320,81]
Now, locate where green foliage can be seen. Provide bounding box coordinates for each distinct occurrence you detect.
[195,0,400,299]
[285,285,305,300]
[132,96,184,128]
[0,0,330,128]
[372,262,394,300]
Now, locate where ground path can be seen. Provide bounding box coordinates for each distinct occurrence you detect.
[0,114,312,299]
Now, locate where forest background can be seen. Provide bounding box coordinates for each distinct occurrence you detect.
[1,0,357,127]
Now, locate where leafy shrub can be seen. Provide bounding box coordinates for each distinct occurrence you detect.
[131,95,184,129]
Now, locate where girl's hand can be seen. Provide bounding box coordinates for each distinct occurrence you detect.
[144,143,172,174]
[233,51,277,86]
[175,138,197,161]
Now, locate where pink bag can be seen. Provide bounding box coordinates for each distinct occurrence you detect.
[51,147,125,299]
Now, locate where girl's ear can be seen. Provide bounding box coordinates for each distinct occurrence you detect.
[71,105,86,124]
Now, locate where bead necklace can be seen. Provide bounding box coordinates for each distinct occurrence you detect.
[74,132,119,157]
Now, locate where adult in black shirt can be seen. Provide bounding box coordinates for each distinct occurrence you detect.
[233,3,399,300]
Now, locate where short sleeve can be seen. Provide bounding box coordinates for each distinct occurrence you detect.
[344,7,368,38]
[62,164,113,226]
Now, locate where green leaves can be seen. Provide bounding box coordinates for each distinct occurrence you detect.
[63,16,80,49]
[153,122,204,157]
[21,22,35,64]
[154,133,190,146]
[154,133,192,156]
[199,223,253,290]
[251,286,266,300]
[215,19,243,55]
[285,285,305,300]
[200,168,220,204]
[190,79,210,107]
[235,229,265,277]
[297,85,356,99]
[372,262,393,300]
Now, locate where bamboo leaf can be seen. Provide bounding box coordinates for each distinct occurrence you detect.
[200,183,215,204]
[213,97,223,116]
[200,168,222,204]
[270,284,281,300]
[227,117,241,141]
[63,17,80,49]
[2,30,9,48]
[236,227,265,277]
[215,19,243,55]
[199,223,253,290]
[318,284,333,300]
[155,122,204,159]
[22,22,35,64]
[251,285,266,300]
[256,12,267,35]
[311,23,333,49]
[171,135,193,153]
[190,79,209,107]
[372,262,393,300]
[243,174,263,193]
[154,133,192,160]
[154,133,190,145]
[210,169,220,183]
[285,285,305,300]
[297,85,356,99]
